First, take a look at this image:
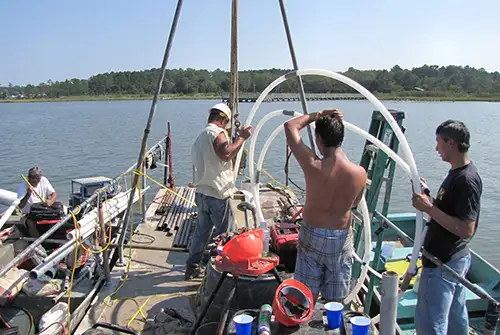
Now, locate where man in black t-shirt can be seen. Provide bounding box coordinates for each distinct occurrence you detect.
[411,120,482,335]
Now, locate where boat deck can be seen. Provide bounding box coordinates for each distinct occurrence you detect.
[75,187,199,334]
[74,186,499,334]
[75,185,343,334]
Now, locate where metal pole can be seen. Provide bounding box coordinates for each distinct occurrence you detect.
[116,0,184,264]
[285,145,290,186]
[167,122,175,188]
[278,0,315,153]
[379,271,399,335]
[98,202,110,281]
[141,169,146,223]
[164,127,169,185]
[108,244,188,252]
[5,237,67,244]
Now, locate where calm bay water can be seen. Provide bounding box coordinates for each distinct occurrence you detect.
[1,99,499,267]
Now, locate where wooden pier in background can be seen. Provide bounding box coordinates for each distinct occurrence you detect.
[221,92,365,103]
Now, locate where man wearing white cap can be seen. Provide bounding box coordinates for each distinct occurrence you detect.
[185,103,252,280]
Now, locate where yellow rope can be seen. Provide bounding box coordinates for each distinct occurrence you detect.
[20,174,46,203]
[133,170,197,207]
[127,293,188,328]
[241,148,304,195]
[71,193,113,254]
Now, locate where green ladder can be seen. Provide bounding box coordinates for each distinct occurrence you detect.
[352,109,406,313]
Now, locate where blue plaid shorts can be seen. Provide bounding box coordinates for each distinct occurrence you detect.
[294,221,353,301]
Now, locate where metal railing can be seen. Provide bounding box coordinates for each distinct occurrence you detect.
[0,135,168,278]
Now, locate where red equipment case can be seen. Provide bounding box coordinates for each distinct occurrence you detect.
[270,223,299,272]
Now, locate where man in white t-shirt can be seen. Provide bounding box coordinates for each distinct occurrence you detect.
[17,167,57,237]
[185,103,251,280]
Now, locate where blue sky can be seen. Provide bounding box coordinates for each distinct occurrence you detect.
[1,0,499,85]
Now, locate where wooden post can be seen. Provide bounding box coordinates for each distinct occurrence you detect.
[228,0,239,143]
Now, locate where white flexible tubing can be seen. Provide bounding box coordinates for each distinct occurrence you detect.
[253,117,415,256]
[238,68,424,289]
[253,123,286,224]
[247,109,287,222]
[349,196,371,305]
[252,118,413,247]
[248,109,286,185]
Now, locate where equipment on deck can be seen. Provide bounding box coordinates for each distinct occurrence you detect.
[27,202,64,222]
[190,229,283,335]
[219,230,264,263]
[270,223,299,272]
[236,202,257,229]
[69,176,113,208]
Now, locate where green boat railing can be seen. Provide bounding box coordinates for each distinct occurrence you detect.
[353,208,500,334]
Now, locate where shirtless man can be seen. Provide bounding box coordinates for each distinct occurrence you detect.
[284,109,366,303]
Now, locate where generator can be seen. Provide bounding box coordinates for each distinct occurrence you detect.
[270,222,300,272]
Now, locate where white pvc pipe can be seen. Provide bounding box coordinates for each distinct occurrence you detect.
[237,68,424,290]
[0,188,18,206]
[248,109,286,192]
[30,227,95,279]
[379,271,400,335]
[349,194,371,305]
[66,188,146,240]
[0,199,20,231]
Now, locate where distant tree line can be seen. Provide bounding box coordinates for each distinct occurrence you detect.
[2,65,500,100]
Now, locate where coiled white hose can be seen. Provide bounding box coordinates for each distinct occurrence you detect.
[235,69,424,291]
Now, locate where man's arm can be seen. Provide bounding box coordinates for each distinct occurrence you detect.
[284,109,343,171]
[284,112,320,171]
[412,178,480,239]
[43,178,56,207]
[426,206,475,239]
[18,186,32,210]
[46,192,57,207]
[353,174,367,208]
[213,126,251,162]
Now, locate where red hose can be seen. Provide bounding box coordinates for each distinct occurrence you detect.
[291,207,303,222]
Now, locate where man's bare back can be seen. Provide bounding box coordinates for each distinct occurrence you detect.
[284,108,367,230]
[284,108,366,301]
[302,149,366,230]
